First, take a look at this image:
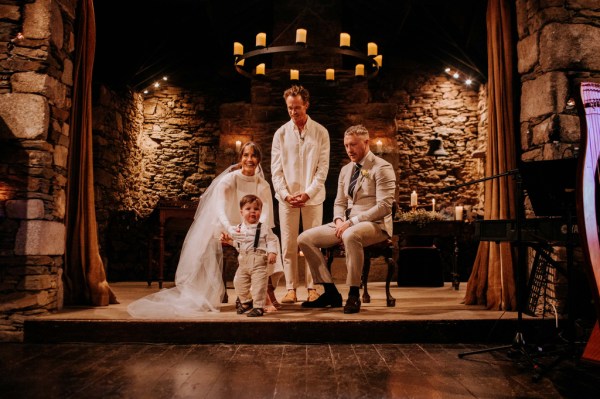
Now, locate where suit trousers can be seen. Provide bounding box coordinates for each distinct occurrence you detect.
[278,202,323,290]
[298,221,388,287]
[234,251,269,309]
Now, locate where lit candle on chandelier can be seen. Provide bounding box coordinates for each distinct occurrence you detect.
[376,140,383,154]
[326,68,335,81]
[256,33,266,47]
[256,63,265,75]
[296,28,307,44]
[233,42,243,56]
[340,33,350,47]
[367,42,378,56]
[235,140,242,153]
[290,69,299,80]
[355,64,365,77]
[374,54,383,67]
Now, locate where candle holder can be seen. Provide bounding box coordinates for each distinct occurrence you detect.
[233,21,381,82]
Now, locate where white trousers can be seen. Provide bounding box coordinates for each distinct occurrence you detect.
[278,202,323,290]
[234,251,269,308]
[297,222,388,287]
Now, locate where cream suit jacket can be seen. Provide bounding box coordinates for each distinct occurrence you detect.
[333,151,396,237]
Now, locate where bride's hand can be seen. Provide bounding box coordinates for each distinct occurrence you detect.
[220,232,233,245]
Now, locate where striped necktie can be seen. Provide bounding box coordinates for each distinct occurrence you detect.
[348,163,362,197]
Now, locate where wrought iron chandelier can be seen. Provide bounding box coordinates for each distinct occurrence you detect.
[233,28,382,81]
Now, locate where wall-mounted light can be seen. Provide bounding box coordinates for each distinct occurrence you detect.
[427,133,449,157]
[376,139,383,154]
[235,140,242,153]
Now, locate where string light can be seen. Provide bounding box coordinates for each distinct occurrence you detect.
[140,76,169,96]
[444,67,478,87]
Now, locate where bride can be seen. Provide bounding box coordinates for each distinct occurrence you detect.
[128,142,283,318]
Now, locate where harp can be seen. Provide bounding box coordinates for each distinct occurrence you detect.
[578,82,600,363]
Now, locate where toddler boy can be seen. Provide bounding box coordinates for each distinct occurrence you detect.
[222,195,278,317]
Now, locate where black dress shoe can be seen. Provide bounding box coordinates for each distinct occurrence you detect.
[236,299,253,314]
[343,295,361,314]
[301,292,342,308]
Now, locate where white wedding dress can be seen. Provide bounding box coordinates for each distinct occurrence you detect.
[127,166,282,318]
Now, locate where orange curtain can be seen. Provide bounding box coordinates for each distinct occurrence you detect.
[64,0,117,306]
[464,0,517,310]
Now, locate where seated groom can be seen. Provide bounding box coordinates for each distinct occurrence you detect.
[298,124,396,314]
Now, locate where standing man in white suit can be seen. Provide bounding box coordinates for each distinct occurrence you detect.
[298,125,395,314]
[271,85,330,303]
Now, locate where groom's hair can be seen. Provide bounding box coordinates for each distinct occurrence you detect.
[344,124,369,139]
[239,194,263,210]
[283,85,310,104]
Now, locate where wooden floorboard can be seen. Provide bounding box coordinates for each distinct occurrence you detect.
[1,342,598,398]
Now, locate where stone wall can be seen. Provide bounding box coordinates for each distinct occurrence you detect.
[91,84,220,280]
[516,0,599,319]
[0,0,76,341]
[517,0,600,162]
[392,71,484,216]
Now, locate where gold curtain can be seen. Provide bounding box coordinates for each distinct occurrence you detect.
[64,0,117,306]
[464,0,517,310]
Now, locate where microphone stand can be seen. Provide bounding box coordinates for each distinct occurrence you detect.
[444,170,535,367]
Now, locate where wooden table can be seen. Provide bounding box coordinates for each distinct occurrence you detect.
[393,220,476,289]
[148,200,197,289]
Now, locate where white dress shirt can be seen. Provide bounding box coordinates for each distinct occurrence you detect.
[271,115,330,205]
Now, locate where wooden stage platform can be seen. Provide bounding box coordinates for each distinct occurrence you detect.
[24,282,558,345]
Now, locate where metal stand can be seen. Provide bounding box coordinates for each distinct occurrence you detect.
[456,170,538,368]
[441,170,541,372]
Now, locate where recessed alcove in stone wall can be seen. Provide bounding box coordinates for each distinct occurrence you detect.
[91,64,488,280]
[392,72,485,215]
[92,84,221,280]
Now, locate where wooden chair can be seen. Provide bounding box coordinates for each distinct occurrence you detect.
[324,204,398,307]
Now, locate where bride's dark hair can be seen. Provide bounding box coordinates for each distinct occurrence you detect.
[232,142,263,171]
[238,141,262,161]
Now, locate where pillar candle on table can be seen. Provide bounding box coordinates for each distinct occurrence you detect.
[455,205,464,221]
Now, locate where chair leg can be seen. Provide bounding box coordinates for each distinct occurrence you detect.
[385,256,396,307]
[325,249,335,273]
[222,267,229,303]
[361,257,371,303]
[147,237,158,287]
